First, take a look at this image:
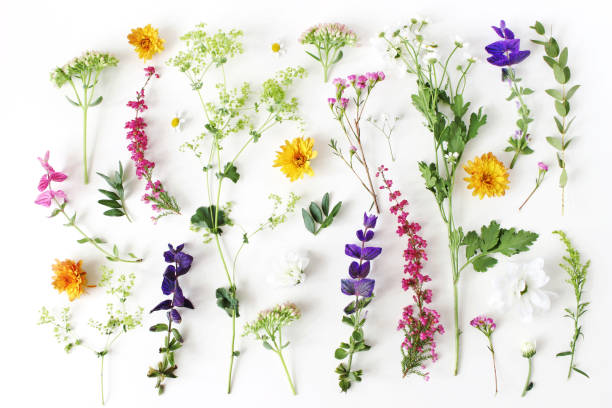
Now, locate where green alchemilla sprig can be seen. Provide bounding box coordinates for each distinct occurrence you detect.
[553,230,590,380]
[378,19,538,375]
[299,23,357,82]
[50,51,118,184]
[97,162,132,222]
[39,267,143,405]
[531,21,580,215]
[243,303,301,395]
[171,23,306,393]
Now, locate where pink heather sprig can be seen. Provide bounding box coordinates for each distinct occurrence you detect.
[328,72,386,213]
[376,165,444,380]
[125,67,181,223]
[471,314,498,394]
[34,151,142,263]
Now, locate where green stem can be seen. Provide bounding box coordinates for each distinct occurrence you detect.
[277,349,296,395]
[509,150,519,170]
[519,185,539,211]
[82,106,89,183]
[452,278,460,376]
[521,357,532,397]
[489,337,498,395]
[227,309,236,393]
[100,353,105,405]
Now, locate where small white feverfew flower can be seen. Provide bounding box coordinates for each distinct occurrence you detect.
[268,251,309,287]
[270,41,286,57]
[170,112,185,132]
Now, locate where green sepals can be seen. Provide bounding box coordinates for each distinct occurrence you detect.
[216,162,240,183]
[215,286,240,318]
[191,205,229,235]
[302,193,342,235]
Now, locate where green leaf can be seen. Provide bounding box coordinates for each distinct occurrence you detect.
[216,162,240,183]
[98,199,122,209]
[462,231,480,259]
[521,88,534,95]
[559,169,568,187]
[171,328,183,343]
[497,228,539,257]
[531,21,545,35]
[558,47,568,67]
[329,201,342,218]
[542,56,557,69]
[232,351,241,357]
[49,208,61,218]
[351,331,363,342]
[341,316,354,327]
[554,117,565,134]
[65,95,81,106]
[302,208,316,234]
[546,136,564,151]
[149,324,168,332]
[556,351,572,357]
[321,193,330,216]
[553,64,567,84]
[544,37,559,58]
[472,256,498,272]
[215,287,239,318]
[309,202,323,223]
[89,95,103,107]
[555,100,569,117]
[98,189,120,200]
[263,341,274,351]
[573,367,590,378]
[480,221,501,251]
[113,244,119,257]
[191,206,228,234]
[334,348,349,360]
[77,238,90,244]
[104,209,125,217]
[332,50,344,64]
[545,89,564,100]
[304,50,320,61]
[566,84,580,100]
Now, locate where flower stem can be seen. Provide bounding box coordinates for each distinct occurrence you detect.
[489,337,498,395]
[83,106,89,184]
[521,357,532,397]
[100,353,105,405]
[453,280,460,376]
[509,150,519,170]
[277,349,296,395]
[227,309,236,394]
[519,186,538,211]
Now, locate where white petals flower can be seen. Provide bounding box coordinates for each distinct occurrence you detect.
[490,258,554,322]
[268,251,309,287]
[453,35,468,49]
[170,112,185,132]
[521,340,537,358]
[270,41,286,57]
[464,52,479,64]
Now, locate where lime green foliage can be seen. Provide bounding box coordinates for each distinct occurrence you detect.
[50,51,118,184]
[97,161,132,222]
[243,303,301,394]
[38,266,142,404]
[553,230,590,379]
[531,22,580,215]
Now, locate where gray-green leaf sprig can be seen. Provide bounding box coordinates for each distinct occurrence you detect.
[97,162,132,222]
[531,21,580,215]
[302,192,342,235]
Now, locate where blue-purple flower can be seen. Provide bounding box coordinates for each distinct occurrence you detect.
[485,20,530,67]
[151,243,194,323]
[340,213,382,300]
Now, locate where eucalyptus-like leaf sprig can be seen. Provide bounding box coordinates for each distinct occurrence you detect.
[302,192,342,235]
[50,51,118,184]
[169,23,305,393]
[378,19,538,375]
[243,303,301,395]
[39,266,143,405]
[553,230,590,380]
[531,21,580,215]
[97,162,132,222]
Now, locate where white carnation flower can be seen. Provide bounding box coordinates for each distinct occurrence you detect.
[268,251,309,287]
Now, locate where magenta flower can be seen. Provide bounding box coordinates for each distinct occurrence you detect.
[537,161,548,172]
[35,151,67,207]
[471,314,498,394]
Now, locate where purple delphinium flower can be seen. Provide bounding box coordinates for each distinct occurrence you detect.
[151,243,195,323]
[341,212,382,300]
[485,20,530,67]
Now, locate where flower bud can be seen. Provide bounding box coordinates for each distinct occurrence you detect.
[521,341,536,358]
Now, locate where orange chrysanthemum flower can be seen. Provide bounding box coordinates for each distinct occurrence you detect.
[463,152,510,199]
[127,24,165,61]
[51,259,93,301]
[273,137,318,181]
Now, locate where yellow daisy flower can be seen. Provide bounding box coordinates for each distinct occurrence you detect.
[273,137,317,181]
[51,259,94,301]
[463,152,510,199]
[127,24,165,61]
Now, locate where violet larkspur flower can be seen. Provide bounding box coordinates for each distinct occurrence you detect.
[152,243,194,323]
[485,20,530,67]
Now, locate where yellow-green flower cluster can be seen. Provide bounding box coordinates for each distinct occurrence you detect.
[50,51,118,88]
[243,303,301,340]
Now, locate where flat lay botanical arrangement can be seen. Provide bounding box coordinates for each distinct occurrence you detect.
[32,13,597,406]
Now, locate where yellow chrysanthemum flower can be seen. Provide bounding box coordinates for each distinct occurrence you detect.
[51,259,93,301]
[127,24,165,61]
[273,137,317,181]
[463,152,510,199]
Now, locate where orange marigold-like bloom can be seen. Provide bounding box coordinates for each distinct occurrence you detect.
[51,259,92,301]
[463,152,510,199]
[127,24,165,61]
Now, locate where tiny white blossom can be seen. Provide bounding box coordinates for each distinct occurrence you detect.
[270,41,286,57]
[453,35,468,49]
[267,251,309,287]
[521,341,537,358]
[171,112,185,132]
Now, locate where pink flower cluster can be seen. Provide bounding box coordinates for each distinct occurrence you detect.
[328,72,385,110]
[125,67,179,221]
[35,151,68,207]
[377,165,444,379]
[470,315,496,336]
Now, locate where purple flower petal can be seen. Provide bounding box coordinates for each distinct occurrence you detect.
[341,279,356,295]
[173,283,185,306]
[485,39,519,55]
[176,243,185,252]
[354,279,375,297]
[168,309,182,323]
[487,54,509,67]
[345,244,362,259]
[508,50,530,65]
[349,261,360,278]
[163,249,175,263]
[356,229,375,242]
[161,276,175,295]
[363,213,378,228]
[503,27,515,39]
[150,299,172,313]
[362,247,382,260]
[357,261,371,278]
[182,298,194,309]
[175,252,193,275]
[492,25,505,38]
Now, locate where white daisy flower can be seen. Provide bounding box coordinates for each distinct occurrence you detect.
[453,35,468,49]
[170,112,185,132]
[489,258,554,322]
[270,41,286,57]
[267,251,309,287]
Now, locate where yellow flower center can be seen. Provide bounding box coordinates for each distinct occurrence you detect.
[171,117,180,127]
[293,153,306,167]
[271,43,281,53]
[140,38,151,50]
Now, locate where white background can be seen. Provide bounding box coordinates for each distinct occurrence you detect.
[2,0,610,406]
